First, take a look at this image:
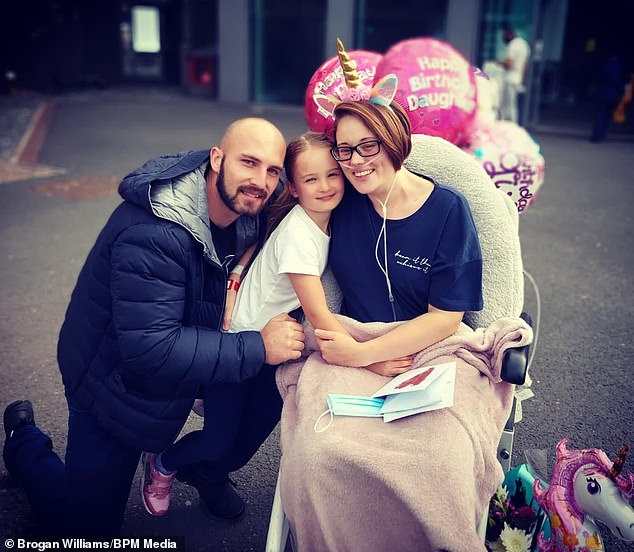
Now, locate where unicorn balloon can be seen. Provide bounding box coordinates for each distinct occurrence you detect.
[533,438,634,551]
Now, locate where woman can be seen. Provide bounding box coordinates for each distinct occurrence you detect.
[315,99,483,369]
[276,98,516,552]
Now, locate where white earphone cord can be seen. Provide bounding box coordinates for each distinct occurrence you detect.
[370,171,541,356]
[522,268,541,371]
[374,174,398,321]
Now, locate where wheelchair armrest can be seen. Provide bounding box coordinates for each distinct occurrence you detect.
[500,312,532,385]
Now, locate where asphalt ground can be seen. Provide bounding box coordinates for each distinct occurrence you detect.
[1,86,633,551]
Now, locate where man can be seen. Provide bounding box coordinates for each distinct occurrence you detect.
[590,50,629,142]
[498,23,531,124]
[2,118,305,537]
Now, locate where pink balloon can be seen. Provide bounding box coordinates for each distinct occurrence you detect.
[462,120,545,213]
[375,38,477,144]
[304,50,382,133]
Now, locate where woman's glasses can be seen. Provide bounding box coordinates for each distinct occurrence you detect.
[331,139,382,162]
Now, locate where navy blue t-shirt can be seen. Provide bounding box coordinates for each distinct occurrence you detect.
[330,178,483,323]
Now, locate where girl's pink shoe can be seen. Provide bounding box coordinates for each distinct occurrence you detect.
[141,452,175,516]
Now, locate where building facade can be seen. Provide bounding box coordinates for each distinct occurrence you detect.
[5,0,631,131]
[212,0,570,128]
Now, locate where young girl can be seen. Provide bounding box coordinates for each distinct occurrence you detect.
[222,131,349,336]
[141,131,356,517]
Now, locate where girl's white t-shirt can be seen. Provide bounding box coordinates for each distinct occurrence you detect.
[229,204,330,332]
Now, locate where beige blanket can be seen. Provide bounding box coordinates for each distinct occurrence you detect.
[276,315,532,552]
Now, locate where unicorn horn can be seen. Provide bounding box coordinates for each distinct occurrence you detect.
[608,444,629,480]
[337,38,361,89]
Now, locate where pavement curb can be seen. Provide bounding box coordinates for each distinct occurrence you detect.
[11,100,56,164]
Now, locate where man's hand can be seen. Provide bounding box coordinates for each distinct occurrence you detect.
[261,313,305,365]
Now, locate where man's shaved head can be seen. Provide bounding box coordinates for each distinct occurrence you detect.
[207,118,286,227]
[220,118,286,154]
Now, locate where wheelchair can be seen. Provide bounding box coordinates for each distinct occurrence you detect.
[266,133,536,551]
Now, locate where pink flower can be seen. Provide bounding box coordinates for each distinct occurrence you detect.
[347,88,361,101]
[342,85,371,102]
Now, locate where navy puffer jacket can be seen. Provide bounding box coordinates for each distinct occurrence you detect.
[58,150,267,452]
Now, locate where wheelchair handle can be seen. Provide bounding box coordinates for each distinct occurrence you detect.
[500,312,532,385]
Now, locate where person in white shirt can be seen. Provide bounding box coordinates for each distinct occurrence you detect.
[498,23,531,123]
[226,132,347,334]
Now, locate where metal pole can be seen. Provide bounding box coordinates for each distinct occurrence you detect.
[526,0,546,128]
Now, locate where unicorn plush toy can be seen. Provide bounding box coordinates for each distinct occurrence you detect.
[533,438,634,551]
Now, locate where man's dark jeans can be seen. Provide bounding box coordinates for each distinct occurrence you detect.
[3,364,283,536]
[3,392,140,536]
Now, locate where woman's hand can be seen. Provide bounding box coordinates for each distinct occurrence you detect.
[365,356,414,377]
[314,329,368,367]
[315,329,414,374]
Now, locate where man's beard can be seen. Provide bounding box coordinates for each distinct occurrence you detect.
[217,158,267,216]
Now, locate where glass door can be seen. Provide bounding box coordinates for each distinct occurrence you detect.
[251,0,327,104]
[354,0,448,53]
[121,4,164,80]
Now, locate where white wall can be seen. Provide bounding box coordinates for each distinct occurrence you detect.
[445,0,481,63]
[325,0,355,59]
[218,0,249,102]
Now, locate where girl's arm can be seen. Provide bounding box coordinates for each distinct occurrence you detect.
[314,305,463,368]
[229,244,257,283]
[223,244,257,331]
[287,273,349,335]
[289,273,414,376]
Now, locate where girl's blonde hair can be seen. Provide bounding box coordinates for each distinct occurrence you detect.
[265,131,334,239]
[332,100,412,170]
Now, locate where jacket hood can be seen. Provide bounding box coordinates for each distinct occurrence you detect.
[119,150,210,210]
[118,150,262,267]
[119,150,221,264]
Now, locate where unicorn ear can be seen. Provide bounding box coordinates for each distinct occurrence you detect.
[313,94,340,118]
[369,74,398,106]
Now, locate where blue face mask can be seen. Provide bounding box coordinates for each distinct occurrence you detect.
[327,394,385,417]
[314,394,385,432]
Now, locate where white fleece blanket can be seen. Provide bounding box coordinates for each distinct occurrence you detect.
[276,315,533,552]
